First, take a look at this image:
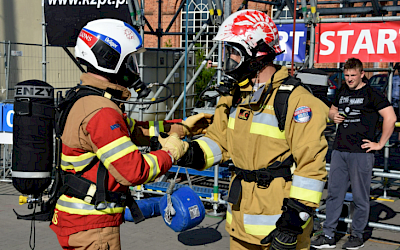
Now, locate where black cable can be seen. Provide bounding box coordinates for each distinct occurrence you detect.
[29,203,36,250]
[117,82,173,104]
[76,83,173,105]
[198,85,219,102]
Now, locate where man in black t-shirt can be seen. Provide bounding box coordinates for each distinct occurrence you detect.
[311,58,396,250]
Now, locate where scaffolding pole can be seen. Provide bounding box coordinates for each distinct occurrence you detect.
[315,213,400,232]
[41,0,47,82]
[165,42,218,119]
[151,22,210,102]
[273,15,400,24]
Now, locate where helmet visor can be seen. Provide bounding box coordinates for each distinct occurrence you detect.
[126,53,140,76]
[223,44,244,73]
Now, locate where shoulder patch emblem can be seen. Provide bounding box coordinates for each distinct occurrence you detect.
[238,109,250,120]
[293,106,312,123]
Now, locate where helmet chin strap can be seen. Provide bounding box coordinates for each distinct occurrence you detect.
[238,78,250,87]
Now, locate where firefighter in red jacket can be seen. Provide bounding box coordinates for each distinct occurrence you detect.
[49,18,211,249]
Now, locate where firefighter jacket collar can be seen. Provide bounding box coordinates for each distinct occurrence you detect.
[80,73,132,100]
[239,65,289,106]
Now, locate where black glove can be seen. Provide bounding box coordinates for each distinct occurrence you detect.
[260,198,313,250]
[150,136,163,151]
[176,141,205,170]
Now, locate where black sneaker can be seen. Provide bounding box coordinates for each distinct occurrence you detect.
[342,235,364,249]
[311,234,336,249]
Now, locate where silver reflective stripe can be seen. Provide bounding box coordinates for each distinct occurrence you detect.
[279,85,295,91]
[12,171,51,178]
[252,112,279,127]
[243,213,281,226]
[196,137,222,165]
[61,155,95,169]
[229,107,237,118]
[57,199,123,210]
[292,175,325,193]
[99,140,134,163]
[153,122,160,137]
[143,153,158,180]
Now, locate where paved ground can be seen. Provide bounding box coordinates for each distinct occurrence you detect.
[1,178,400,250]
[0,181,231,250]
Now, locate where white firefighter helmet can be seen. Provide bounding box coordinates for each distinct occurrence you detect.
[75,18,145,74]
[213,9,282,57]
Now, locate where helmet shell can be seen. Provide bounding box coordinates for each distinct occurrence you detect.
[213,10,282,57]
[75,18,144,74]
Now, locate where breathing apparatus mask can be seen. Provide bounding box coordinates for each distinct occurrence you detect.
[215,42,276,96]
[84,53,171,105]
[116,54,151,99]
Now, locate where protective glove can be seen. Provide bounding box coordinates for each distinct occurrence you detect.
[158,132,189,164]
[260,198,313,250]
[181,113,213,136]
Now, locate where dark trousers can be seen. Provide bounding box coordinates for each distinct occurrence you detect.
[323,150,374,239]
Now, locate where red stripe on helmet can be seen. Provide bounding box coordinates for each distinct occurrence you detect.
[78,29,98,48]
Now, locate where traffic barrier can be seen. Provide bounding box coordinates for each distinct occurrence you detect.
[0,103,14,145]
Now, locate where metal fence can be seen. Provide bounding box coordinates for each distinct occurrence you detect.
[1,41,83,101]
[0,41,202,182]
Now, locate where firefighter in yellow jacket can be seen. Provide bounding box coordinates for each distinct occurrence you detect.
[167,10,329,250]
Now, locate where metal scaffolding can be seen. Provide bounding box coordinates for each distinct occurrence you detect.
[3,0,400,223]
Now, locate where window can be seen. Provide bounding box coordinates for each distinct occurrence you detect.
[181,0,218,62]
[271,6,293,20]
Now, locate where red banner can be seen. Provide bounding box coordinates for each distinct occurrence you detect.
[314,22,400,63]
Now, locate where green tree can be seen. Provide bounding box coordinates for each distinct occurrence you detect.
[194,44,216,107]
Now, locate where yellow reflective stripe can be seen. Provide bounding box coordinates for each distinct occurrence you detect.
[195,137,222,168]
[126,117,136,133]
[158,121,164,133]
[61,152,96,172]
[196,140,214,168]
[55,195,124,215]
[302,217,311,229]
[227,107,236,129]
[250,123,286,139]
[97,136,138,169]
[226,205,232,224]
[143,153,160,183]
[290,175,324,204]
[149,121,155,137]
[290,186,322,204]
[243,213,280,235]
[244,224,275,236]
[228,117,235,129]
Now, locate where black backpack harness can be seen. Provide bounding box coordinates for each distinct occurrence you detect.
[227,76,304,205]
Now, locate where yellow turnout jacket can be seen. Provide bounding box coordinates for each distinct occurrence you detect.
[194,66,328,246]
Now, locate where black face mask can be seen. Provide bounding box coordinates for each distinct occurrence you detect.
[116,54,150,99]
[223,44,275,84]
[224,58,255,83]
